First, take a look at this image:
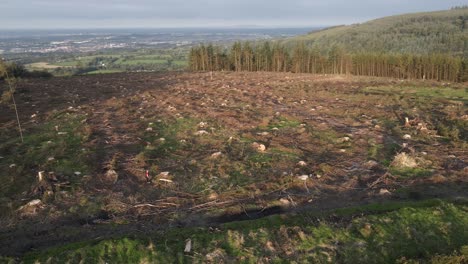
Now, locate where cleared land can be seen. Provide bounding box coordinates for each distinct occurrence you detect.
[0,72,467,262]
[25,62,69,69]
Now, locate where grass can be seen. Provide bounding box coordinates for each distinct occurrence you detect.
[85,69,125,75]
[141,118,198,160]
[390,167,434,179]
[0,111,91,215]
[266,116,302,130]
[27,51,189,76]
[21,200,468,263]
[363,86,468,101]
[116,58,168,65]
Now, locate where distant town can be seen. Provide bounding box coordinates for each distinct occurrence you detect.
[0,28,316,55]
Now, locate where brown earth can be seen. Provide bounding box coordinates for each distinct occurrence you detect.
[0,71,466,256]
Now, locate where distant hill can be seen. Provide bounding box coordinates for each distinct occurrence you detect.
[285,8,468,56]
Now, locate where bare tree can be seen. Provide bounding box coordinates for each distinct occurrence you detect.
[0,61,24,142]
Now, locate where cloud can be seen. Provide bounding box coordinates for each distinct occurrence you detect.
[1,0,467,28]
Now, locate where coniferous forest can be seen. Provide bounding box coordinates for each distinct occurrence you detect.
[189,8,468,82]
[189,42,467,82]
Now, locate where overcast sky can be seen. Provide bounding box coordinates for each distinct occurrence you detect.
[1,0,467,29]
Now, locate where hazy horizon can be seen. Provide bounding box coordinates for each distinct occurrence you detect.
[1,0,467,29]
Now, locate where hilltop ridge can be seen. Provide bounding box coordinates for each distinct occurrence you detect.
[286,8,468,55]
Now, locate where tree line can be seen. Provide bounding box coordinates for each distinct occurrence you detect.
[189,42,468,82]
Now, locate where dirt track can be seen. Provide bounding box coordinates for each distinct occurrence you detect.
[0,72,466,256]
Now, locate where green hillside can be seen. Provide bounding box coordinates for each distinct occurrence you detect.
[286,8,468,55]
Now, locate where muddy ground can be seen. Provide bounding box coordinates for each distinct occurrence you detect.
[0,72,466,256]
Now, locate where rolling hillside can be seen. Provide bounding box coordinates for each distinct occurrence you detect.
[286,8,468,55]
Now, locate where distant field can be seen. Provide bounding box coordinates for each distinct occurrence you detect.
[54,61,80,67]
[26,51,188,75]
[84,69,125,75]
[116,58,167,65]
[26,62,70,69]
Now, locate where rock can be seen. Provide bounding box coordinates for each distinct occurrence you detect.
[417,123,429,133]
[403,134,412,140]
[337,137,351,143]
[158,171,170,177]
[392,153,417,168]
[25,199,42,207]
[297,161,307,167]
[379,189,391,195]
[316,174,322,179]
[210,152,222,159]
[297,128,307,134]
[265,241,276,252]
[184,239,192,253]
[18,199,43,216]
[195,130,209,136]
[158,178,173,183]
[252,142,266,152]
[208,192,218,200]
[279,198,290,206]
[364,160,379,169]
[198,122,207,128]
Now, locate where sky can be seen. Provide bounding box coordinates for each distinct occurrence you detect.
[1,0,467,29]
